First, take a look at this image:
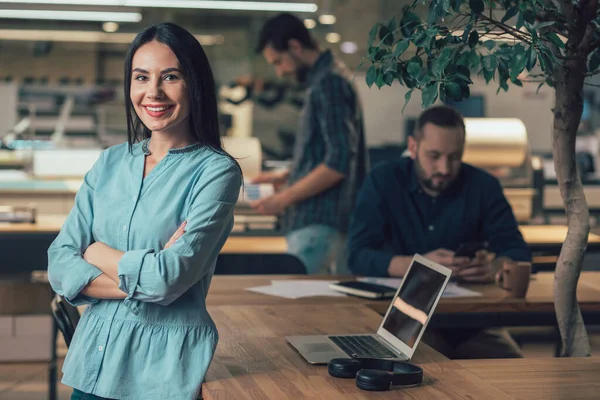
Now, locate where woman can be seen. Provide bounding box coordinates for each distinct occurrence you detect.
[48,23,242,400]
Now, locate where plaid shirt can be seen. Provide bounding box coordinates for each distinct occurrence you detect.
[283,50,368,233]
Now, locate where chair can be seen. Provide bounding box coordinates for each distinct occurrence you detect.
[50,294,80,347]
[215,253,306,275]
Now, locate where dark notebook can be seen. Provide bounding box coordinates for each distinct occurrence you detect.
[329,281,397,299]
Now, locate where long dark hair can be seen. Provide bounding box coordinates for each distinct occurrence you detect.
[124,23,229,158]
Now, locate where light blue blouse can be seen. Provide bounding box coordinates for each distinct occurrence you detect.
[47,139,241,400]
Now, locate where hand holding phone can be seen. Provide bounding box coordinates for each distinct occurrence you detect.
[454,241,488,259]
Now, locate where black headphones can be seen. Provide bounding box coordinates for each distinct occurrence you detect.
[327,358,423,391]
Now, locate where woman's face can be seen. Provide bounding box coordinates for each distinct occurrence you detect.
[130,41,190,136]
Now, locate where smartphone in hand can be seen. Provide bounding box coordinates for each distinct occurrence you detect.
[455,241,488,258]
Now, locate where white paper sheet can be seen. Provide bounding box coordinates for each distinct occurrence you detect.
[357,277,482,298]
[246,280,345,299]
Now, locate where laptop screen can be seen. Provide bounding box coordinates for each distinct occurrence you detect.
[381,260,447,348]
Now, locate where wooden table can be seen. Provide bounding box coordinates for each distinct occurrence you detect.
[206,273,600,328]
[204,304,599,399]
[457,358,600,400]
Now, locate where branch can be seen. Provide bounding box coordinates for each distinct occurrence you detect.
[577,0,599,52]
[584,82,600,88]
[477,14,532,44]
[586,70,600,77]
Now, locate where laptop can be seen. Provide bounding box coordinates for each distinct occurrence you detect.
[286,254,452,364]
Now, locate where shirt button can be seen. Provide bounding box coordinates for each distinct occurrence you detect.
[132,196,137,201]
[122,226,127,231]
[429,225,435,231]
[98,346,103,351]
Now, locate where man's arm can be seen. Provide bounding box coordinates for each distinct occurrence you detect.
[456,176,531,282]
[347,172,396,277]
[280,164,344,206]
[482,177,531,262]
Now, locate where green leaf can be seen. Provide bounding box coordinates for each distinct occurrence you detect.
[526,46,537,71]
[469,0,484,14]
[525,22,538,42]
[433,47,453,78]
[407,61,422,80]
[366,65,377,88]
[394,39,410,59]
[368,24,378,48]
[523,9,535,24]
[483,68,495,83]
[537,21,555,30]
[443,82,462,101]
[455,65,473,83]
[422,82,440,108]
[401,12,421,38]
[510,44,527,82]
[462,23,473,44]
[468,31,479,48]
[538,48,555,74]
[412,29,429,47]
[501,6,519,23]
[376,69,385,88]
[589,49,600,72]
[545,32,565,49]
[384,71,395,86]
[387,18,397,34]
[516,12,524,30]
[402,89,413,114]
[379,25,394,46]
[482,54,498,71]
[483,40,495,50]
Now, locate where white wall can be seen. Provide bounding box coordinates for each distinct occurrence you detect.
[355,73,555,152]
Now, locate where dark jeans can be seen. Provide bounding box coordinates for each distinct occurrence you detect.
[71,388,114,400]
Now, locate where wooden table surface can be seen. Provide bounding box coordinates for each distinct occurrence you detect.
[207,272,600,315]
[3,215,600,248]
[203,304,513,400]
[204,304,599,399]
[457,357,600,400]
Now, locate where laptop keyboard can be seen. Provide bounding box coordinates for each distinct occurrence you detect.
[329,335,398,358]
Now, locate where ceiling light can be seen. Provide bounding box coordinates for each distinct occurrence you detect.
[340,41,357,54]
[318,14,336,24]
[102,22,119,33]
[325,32,340,44]
[0,10,142,22]
[0,29,224,45]
[304,18,316,29]
[0,1,318,12]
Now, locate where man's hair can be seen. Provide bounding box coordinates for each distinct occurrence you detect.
[415,105,466,140]
[256,13,317,53]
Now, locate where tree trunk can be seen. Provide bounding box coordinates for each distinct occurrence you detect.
[552,56,591,357]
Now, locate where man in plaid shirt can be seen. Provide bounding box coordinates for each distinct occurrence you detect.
[251,13,368,274]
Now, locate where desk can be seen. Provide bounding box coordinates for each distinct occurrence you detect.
[519,225,600,252]
[3,216,600,255]
[204,304,511,399]
[206,273,600,328]
[204,304,599,399]
[457,358,600,400]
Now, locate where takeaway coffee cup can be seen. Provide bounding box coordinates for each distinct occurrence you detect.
[495,260,531,298]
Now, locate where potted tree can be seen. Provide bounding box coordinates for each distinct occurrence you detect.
[363,0,599,356]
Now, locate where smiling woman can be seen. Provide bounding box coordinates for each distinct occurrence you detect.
[47,23,242,400]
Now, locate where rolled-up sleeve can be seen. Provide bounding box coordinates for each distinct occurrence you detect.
[483,177,531,262]
[47,151,106,306]
[117,160,241,307]
[316,75,355,175]
[347,173,395,277]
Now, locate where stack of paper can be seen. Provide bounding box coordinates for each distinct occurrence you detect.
[246,280,346,299]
